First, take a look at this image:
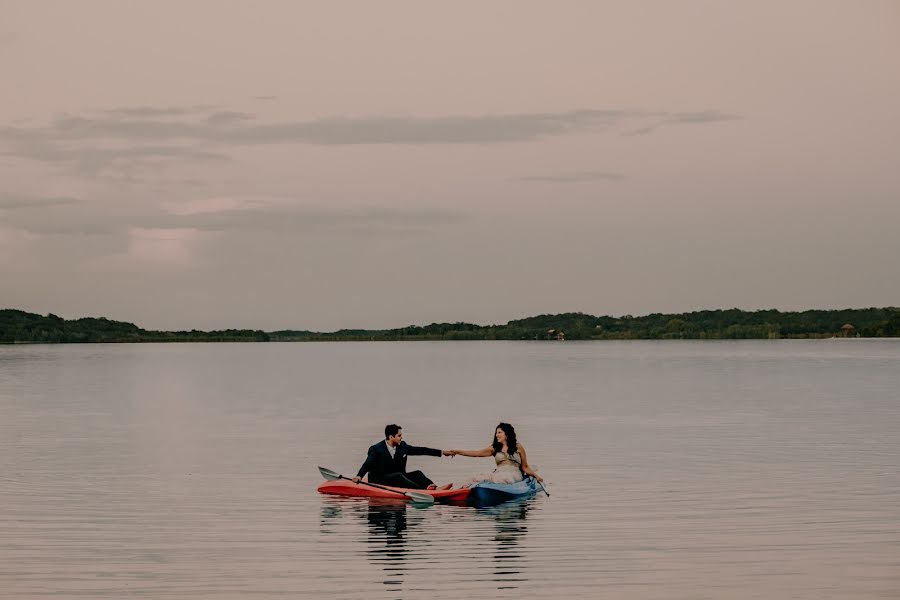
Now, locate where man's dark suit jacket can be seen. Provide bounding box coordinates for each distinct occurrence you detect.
[356,440,442,484]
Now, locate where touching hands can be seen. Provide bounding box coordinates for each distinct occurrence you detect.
[442,449,457,457]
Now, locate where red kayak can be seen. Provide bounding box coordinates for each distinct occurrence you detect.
[318,479,470,502]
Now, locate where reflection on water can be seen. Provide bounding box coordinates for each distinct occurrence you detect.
[319,498,423,591]
[319,496,536,593]
[476,498,533,586]
[365,500,414,589]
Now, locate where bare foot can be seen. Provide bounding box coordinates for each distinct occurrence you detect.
[437,483,453,490]
[426,484,437,490]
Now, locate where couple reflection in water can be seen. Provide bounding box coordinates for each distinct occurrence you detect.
[351,422,543,490]
[320,494,535,590]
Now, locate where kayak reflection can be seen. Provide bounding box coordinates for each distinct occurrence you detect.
[364,499,425,590]
[318,494,537,593]
[473,496,535,588]
[319,497,425,591]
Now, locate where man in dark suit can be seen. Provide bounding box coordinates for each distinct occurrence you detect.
[353,424,452,490]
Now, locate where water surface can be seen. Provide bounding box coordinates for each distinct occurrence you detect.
[2,341,899,598]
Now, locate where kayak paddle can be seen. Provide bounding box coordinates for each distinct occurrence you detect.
[317,466,435,504]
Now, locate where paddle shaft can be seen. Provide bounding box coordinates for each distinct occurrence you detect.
[339,474,433,502]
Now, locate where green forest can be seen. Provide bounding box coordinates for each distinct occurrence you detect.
[2,307,899,343]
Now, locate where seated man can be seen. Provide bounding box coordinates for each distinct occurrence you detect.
[353,424,451,490]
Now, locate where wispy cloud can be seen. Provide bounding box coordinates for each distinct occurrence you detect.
[206,111,253,126]
[2,106,739,147]
[513,171,625,183]
[0,105,739,177]
[235,110,639,145]
[625,110,741,136]
[100,105,218,118]
[0,192,468,240]
[159,197,469,234]
[0,132,230,177]
[0,193,78,210]
[3,108,640,146]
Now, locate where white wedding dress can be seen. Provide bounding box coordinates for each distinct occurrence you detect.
[456,451,525,488]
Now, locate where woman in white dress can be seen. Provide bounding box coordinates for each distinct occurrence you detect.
[447,423,543,488]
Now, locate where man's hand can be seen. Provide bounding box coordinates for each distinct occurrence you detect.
[442,450,456,457]
[352,476,361,483]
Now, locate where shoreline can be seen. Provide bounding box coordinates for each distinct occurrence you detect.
[3,307,899,344]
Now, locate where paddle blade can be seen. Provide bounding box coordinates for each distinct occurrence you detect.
[318,466,341,481]
[406,491,435,504]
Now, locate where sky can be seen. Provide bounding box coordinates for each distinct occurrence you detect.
[1,1,898,331]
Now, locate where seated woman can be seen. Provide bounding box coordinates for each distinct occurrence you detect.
[448,422,543,488]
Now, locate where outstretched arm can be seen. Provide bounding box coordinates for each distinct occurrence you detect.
[406,444,443,457]
[517,443,543,482]
[447,446,494,458]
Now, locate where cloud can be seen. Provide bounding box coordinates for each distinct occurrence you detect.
[205,111,253,126]
[513,171,625,183]
[627,126,657,136]
[670,110,740,124]
[2,106,739,149]
[0,194,78,210]
[0,130,230,177]
[233,110,640,145]
[2,108,638,145]
[100,105,218,118]
[0,105,739,178]
[162,196,272,216]
[1,205,119,236]
[159,197,469,234]
[0,190,468,240]
[625,110,741,136]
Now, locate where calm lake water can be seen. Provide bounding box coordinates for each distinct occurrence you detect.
[2,341,899,599]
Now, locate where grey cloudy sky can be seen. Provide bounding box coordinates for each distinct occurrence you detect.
[2,1,898,330]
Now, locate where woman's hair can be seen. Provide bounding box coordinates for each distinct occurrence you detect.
[491,422,518,454]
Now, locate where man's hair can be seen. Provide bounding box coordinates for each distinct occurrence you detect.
[384,424,401,439]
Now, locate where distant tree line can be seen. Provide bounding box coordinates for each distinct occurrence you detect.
[3,307,898,344]
[0,310,269,343]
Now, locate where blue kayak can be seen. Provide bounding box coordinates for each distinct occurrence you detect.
[469,477,543,505]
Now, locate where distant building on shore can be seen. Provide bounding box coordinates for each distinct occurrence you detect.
[546,329,565,341]
[839,323,857,337]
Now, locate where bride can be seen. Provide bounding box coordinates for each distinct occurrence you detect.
[447,422,543,487]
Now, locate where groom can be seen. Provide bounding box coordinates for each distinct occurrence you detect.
[353,424,452,490]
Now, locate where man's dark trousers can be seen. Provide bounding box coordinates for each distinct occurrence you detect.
[382,470,434,489]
